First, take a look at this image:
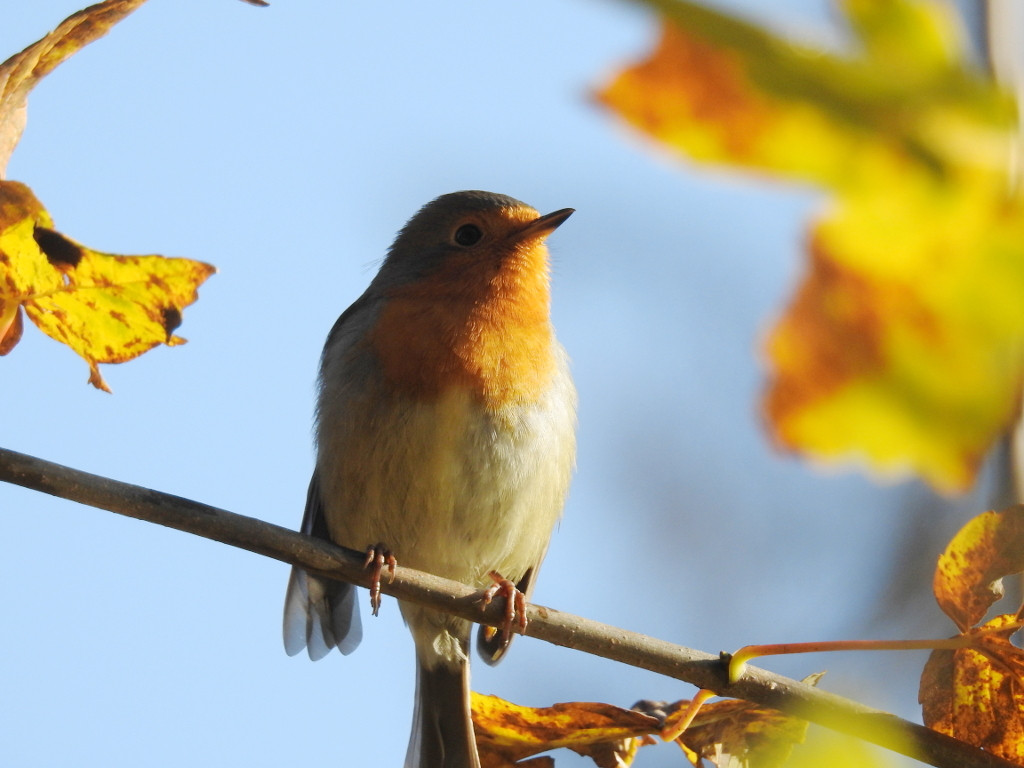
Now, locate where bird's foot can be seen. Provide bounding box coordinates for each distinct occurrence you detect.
[363,543,397,616]
[479,570,528,642]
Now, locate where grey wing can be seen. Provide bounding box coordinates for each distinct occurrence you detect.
[282,473,362,660]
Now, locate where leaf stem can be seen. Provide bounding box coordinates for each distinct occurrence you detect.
[728,637,972,682]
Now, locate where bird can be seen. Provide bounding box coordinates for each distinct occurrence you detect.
[282,190,577,768]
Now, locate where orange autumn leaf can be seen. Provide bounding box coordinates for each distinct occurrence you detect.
[0,180,214,391]
[596,0,1021,492]
[933,507,1024,632]
[919,506,1024,759]
[920,613,1024,763]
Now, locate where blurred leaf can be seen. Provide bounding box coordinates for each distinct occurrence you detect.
[783,726,908,768]
[597,0,1021,492]
[0,180,214,391]
[0,0,150,175]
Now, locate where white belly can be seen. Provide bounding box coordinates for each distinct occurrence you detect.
[315,352,576,590]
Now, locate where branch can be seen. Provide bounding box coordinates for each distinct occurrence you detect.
[0,446,1013,768]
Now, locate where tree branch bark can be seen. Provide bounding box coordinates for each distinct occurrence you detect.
[0,446,1013,768]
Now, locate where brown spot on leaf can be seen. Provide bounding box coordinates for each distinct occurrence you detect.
[161,306,182,339]
[33,226,82,269]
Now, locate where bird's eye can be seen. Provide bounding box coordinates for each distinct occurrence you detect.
[453,224,483,247]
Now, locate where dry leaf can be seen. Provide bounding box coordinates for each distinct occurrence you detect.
[473,693,659,767]
[919,506,1024,759]
[920,614,1024,762]
[933,506,1024,632]
[0,0,150,175]
[473,692,808,767]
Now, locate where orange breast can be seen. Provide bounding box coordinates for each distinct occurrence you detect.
[369,243,556,410]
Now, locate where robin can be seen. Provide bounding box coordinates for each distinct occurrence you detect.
[282,190,577,768]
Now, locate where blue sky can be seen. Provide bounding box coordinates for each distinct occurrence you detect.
[0,1,1000,766]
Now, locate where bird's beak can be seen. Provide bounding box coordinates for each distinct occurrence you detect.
[513,208,574,241]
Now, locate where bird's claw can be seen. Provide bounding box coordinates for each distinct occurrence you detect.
[479,570,528,641]
[364,543,397,616]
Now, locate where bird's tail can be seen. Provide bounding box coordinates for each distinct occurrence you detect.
[405,657,481,768]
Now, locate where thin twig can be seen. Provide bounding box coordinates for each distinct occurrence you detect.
[0,446,1014,768]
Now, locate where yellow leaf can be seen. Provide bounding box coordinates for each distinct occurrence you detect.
[596,0,1020,492]
[0,180,214,391]
[0,0,150,174]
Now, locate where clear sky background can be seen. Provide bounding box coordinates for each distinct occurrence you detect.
[0,1,1004,766]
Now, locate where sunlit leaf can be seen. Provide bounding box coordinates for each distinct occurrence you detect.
[933,506,1024,631]
[920,507,1024,758]
[0,180,214,391]
[596,0,1020,492]
[920,614,1024,762]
